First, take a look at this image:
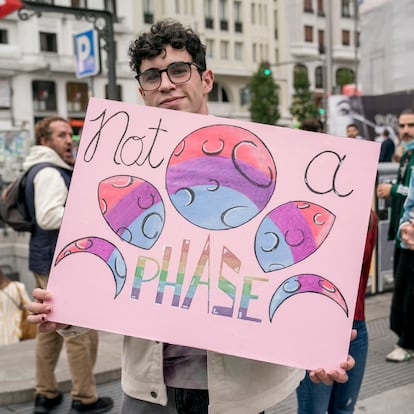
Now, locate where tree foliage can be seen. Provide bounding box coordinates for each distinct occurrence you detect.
[336,67,355,88]
[249,62,280,125]
[289,65,319,123]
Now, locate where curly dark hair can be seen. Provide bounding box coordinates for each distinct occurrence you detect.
[128,19,207,76]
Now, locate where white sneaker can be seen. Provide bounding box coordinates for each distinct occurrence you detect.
[385,346,414,362]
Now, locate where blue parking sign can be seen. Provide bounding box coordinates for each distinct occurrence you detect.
[74,28,100,78]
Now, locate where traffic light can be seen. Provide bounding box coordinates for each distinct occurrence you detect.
[319,107,325,116]
[263,62,272,76]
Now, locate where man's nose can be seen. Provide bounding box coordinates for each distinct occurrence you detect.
[158,71,175,90]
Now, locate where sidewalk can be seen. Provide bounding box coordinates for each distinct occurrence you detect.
[1,292,413,413]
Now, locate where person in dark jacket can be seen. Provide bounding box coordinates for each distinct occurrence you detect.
[379,129,396,162]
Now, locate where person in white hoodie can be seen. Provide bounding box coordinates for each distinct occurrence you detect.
[24,117,113,414]
[27,21,355,414]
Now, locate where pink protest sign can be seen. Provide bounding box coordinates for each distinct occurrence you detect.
[47,97,380,371]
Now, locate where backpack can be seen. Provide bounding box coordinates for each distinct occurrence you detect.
[0,163,60,232]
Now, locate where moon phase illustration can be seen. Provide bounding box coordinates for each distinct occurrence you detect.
[255,201,335,272]
[166,124,276,230]
[269,274,348,321]
[54,237,127,297]
[98,175,165,249]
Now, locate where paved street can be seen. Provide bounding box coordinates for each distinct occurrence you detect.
[1,292,413,413]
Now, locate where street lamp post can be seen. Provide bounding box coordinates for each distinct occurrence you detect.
[18,0,118,100]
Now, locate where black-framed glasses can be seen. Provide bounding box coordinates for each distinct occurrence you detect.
[135,61,203,91]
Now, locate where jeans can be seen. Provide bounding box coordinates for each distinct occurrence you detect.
[296,320,368,414]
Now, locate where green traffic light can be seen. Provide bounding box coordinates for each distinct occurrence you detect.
[263,68,272,76]
[319,108,325,115]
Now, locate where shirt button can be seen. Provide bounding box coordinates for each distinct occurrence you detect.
[150,391,157,398]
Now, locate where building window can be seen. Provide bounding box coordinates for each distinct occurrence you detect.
[317,0,325,16]
[220,19,229,31]
[0,79,11,109]
[234,0,242,32]
[175,0,180,13]
[315,66,324,88]
[293,64,309,87]
[66,82,88,113]
[234,42,243,61]
[336,67,355,87]
[341,0,351,17]
[205,0,214,28]
[0,29,8,44]
[39,32,57,53]
[71,0,87,7]
[220,40,229,59]
[274,10,278,39]
[206,39,214,58]
[304,25,313,42]
[251,3,255,24]
[208,83,229,103]
[252,43,257,62]
[143,0,153,24]
[219,0,228,30]
[32,80,57,112]
[304,0,313,13]
[342,30,350,46]
[318,30,325,53]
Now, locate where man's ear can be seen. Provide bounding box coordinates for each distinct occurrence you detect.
[202,69,214,94]
[39,135,48,146]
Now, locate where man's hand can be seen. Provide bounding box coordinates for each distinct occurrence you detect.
[400,221,414,249]
[376,183,392,199]
[308,329,357,385]
[27,288,69,332]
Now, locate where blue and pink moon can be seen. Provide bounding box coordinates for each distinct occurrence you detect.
[269,274,348,321]
[255,201,335,272]
[54,237,127,298]
[98,175,165,250]
[166,125,276,230]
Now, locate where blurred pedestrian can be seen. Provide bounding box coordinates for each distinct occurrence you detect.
[300,118,321,132]
[24,117,113,414]
[346,123,364,139]
[376,109,414,362]
[0,269,32,345]
[378,129,395,162]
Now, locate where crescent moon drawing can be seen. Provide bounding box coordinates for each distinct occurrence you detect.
[54,237,127,298]
[269,274,348,321]
[202,138,225,155]
[175,187,195,206]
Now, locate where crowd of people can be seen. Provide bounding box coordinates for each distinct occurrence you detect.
[0,18,412,414]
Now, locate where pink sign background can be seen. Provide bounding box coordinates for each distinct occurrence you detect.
[47,97,380,372]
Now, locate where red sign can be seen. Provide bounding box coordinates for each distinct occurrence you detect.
[0,0,23,19]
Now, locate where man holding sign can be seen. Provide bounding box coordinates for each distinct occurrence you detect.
[29,19,355,414]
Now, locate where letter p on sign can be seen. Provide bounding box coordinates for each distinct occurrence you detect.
[74,28,100,78]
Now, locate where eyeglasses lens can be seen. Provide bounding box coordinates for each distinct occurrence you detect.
[139,62,192,91]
